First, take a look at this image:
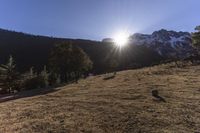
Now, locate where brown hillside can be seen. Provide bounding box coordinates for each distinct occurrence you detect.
[0,62,200,133]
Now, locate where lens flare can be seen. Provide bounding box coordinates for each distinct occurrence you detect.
[113,32,130,47]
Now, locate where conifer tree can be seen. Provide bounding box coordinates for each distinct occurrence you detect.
[192,26,200,51]
[29,67,34,79]
[0,56,20,93]
[40,66,49,87]
[56,74,61,85]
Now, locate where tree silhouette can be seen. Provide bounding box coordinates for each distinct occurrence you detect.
[0,56,20,93]
[40,66,49,87]
[49,42,93,82]
[192,26,200,51]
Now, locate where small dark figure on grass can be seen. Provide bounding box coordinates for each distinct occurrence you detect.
[152,90,166,102]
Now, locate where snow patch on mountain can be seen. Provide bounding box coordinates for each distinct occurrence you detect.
[129,29,195,58]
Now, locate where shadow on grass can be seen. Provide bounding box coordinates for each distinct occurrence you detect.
[0,87,61,103]
[0,79,84,103]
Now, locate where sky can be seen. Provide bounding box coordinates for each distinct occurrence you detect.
[0,0,199,40]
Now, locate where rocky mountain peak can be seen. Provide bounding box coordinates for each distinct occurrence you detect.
[129,29,194,58]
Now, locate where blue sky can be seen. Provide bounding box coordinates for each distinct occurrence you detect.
[0,0,199,40]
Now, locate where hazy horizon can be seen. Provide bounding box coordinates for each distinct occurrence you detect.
[0,0,199,40]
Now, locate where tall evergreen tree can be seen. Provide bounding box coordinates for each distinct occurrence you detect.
[40,66,49,87]
[0,56,20,93]
[192,26,200,51]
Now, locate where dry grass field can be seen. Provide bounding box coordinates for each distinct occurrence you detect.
[0,62,200,133]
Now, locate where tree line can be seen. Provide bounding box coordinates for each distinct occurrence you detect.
[0,42,92,94]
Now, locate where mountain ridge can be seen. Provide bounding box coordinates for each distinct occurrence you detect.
[129,29,194,58]
[0,28,163,73]
[103,29,195,59]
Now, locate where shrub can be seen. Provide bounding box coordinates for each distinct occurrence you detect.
[22,75,46,90]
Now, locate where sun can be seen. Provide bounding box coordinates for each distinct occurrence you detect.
[113,31,130,47]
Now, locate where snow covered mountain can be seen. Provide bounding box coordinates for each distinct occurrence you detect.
[129,29,195,58]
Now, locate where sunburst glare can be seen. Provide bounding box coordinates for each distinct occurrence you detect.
[113,31,130,47]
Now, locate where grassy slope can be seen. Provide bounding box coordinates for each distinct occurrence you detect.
[0,62,200,133]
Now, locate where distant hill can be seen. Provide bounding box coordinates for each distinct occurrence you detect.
[0,28,163,73]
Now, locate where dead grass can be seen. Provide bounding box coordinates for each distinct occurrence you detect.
[0,62,200,133]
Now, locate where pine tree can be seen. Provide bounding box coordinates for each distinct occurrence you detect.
[56,74,61,85]
[192,26,200,51]
[29,67,34,79]
[40,66,49,87]
[0,56,20,93]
